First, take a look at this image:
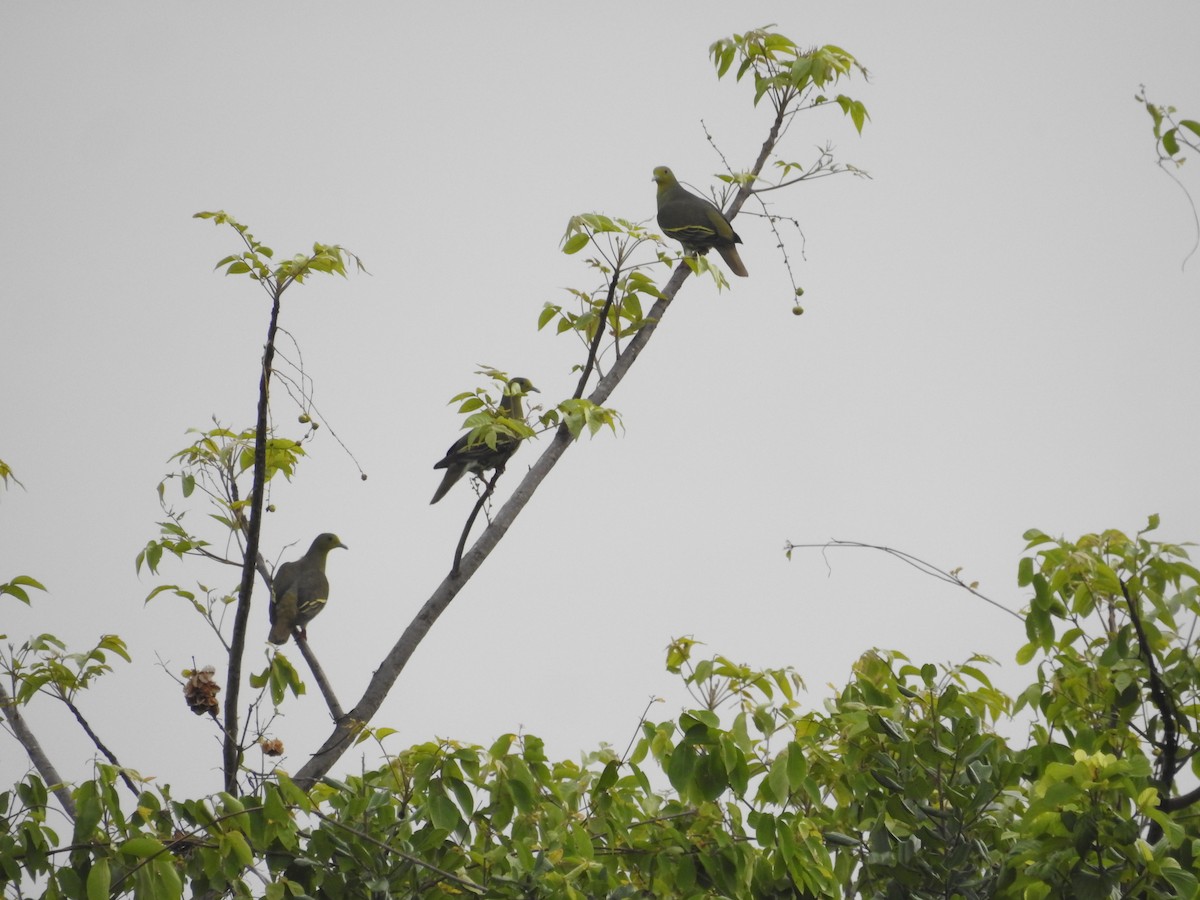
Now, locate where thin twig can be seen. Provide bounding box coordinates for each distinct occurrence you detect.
[620,696,660,765]
[61,696,139,797]
[784,539,1024,622]
[572,268,622,401]
[451,467,505,577]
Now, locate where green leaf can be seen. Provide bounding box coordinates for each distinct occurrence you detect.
[562,234,589,255]
[72,782,103,843]
[151,856,183,900]
[119,836,166,858]
[86,858,110,900]
[785,741,808,790]
[1163,128,1180,156]
[667,745,696,795]
[224,830,254,867]
[429,791,460,830]
[594,760,619,794]
[1160,864,1198,897]
[823,831,860,848]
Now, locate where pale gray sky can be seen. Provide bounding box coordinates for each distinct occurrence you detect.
[3,4,1198,797]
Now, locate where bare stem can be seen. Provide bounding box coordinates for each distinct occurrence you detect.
[61,696,139,797]
[572,268,622,401]
[784,538,1023,622]
[293,634,345,722]
[451,467,505,577]
[223,282,284,794]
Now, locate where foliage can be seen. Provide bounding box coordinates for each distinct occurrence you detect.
[1138,89,1200,264]
[5,516,1200,898]
[1139,90,1200,167]
[0,457,23,494]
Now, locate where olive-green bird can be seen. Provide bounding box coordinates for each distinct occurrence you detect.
[267,533,348,644]
[652,165,748,277]
[431,377,539,504]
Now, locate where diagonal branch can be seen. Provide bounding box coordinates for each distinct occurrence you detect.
[572,268,622,401]
[451,467,506,577]
[295,98,793,790]
[0,679,77,820]
[293,634,345,723]
[61,697,139,797]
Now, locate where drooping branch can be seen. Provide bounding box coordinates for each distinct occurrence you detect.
[783,539,1024,622]
[0,679,77,820]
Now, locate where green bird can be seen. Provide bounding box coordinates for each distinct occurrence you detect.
[652,165,748,277]
[267,533,348,644]
[431,377,539,504]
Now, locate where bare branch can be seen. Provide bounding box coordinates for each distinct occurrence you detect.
[0,678,76,820]
[60,696,139,797]
[292,634,345,723]
[224,284,284,794]
[784,538,1023,622]
[572,267,622,401]
[451,467,505,577]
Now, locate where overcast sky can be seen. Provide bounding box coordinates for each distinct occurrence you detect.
[3,4,1199,798]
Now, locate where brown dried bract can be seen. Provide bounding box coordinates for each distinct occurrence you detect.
[260,737,284,757]
[183,665,220,718]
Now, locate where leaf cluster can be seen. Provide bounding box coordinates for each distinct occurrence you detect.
[710,29,869,131]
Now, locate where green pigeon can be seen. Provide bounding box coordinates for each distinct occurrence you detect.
[652,165,748,277]
[431,377,539,504]
[267,533,348,644]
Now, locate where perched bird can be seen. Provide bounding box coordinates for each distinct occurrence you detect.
[431,377,539,504]
[652,165,748,277]
[267,533,348,644]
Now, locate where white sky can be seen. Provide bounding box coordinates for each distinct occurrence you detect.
[2,4,1199,798]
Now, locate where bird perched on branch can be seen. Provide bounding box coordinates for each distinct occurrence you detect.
[653,165,748,277]
[267,533,348,644]
[430,377,539,504]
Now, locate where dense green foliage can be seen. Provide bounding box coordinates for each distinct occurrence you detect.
[5,522,1200,897]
